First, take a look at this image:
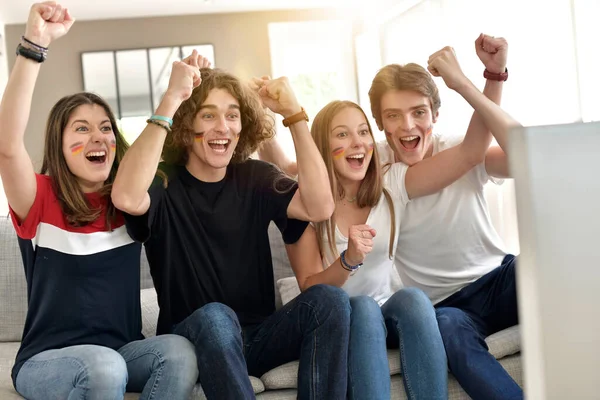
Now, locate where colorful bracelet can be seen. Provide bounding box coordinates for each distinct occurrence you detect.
[340,250,362,272]
[150,115,173,127]
[146,118,171,133]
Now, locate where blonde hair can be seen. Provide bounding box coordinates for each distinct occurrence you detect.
[369,63,441,131]
[311,100,396,260]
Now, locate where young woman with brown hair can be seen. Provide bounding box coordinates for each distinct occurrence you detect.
[0,3,198,399]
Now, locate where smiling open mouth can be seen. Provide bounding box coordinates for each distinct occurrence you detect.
[85,151,107,164]
[346,153,365,169]
[399,135,420,150]
[207,139,231,154]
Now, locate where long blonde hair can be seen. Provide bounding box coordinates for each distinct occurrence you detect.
[311,100,396,260]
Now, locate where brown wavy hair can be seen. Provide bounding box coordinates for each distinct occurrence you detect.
[40,92,129,228]
[369,63,441,131]
[162,68,275,166]
[310,100,396,260]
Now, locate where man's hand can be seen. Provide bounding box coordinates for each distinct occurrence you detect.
[427,46,469,91]
[475,33,508,74]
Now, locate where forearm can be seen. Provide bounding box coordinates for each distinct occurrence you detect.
[301,258,351,290]
[258,136,298,176]
[0,57,41,158]
[290,121,334,220]
[455,80,520,156]
[112,95,181,211]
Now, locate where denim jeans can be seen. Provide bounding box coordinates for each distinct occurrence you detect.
[347,296,390,400]
[172,284,351,400]
[15,334,198,400]
[435,254,521,400]
[381,287,448,400]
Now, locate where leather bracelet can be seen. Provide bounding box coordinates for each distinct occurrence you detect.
[146,118,171,133]
[282,107,309,128]
[16,44,46,63]
[483,68,508,82]
[340,250,362,272]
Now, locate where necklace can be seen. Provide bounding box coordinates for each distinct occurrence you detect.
[344,196,357,203]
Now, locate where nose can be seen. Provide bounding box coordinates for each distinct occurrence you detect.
[350,131,363,148]
[400,115,414,132]
[214,115,228,134]
[90,128,104,143]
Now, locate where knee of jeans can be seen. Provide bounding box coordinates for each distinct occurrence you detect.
[304,284,350,313]
[190,303,241,349]
[350,296,383,322]
[435,308,476,350]
[153,335,199,382]
[79,348,128,391]
[391,287,431,309]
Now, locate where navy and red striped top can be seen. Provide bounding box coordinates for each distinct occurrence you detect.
[9,174,143,386]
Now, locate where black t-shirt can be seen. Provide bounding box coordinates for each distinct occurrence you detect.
[126,160,308,334]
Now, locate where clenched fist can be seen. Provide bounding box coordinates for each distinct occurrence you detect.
[475,33,508,75]
[427,46,468,91]
[251,76,302,118]
[344,224,377,267]
[164,50,205,103]
[25,2,75,48]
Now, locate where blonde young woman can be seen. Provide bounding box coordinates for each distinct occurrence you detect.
[283,49,495,399]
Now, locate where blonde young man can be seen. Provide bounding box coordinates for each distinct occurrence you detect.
[369,35,522,400]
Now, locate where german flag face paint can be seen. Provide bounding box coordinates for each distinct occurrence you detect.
[368,142,374,155]
[110,139,116,152]
[332,147,345,159]
[70,142,84,156]
[194,132,205,142]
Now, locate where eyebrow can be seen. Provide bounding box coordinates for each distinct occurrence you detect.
[199,104,240,111]
[331,123,369,131]
[383,104,428,113]
[71,119,111,126]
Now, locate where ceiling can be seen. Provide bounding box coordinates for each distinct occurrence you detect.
[0,0,372,25]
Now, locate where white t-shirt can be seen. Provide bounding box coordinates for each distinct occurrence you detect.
[377,135,508,305]
[320,163,408,306]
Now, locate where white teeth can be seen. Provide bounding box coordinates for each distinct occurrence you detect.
[347,154,365,159]
[86,151,106,157]
[400,136,419,141]
[208,140,229,145]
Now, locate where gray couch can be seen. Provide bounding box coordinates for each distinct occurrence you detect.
[0,215,523,399]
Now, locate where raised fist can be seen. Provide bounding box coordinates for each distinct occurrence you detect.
[25,2,75,48]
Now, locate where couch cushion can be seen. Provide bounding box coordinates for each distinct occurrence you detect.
[268,223,294,309]
[0,217,27,342]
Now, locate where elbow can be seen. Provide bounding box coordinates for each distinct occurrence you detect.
[308,198,335,222]
[111,189,139,214]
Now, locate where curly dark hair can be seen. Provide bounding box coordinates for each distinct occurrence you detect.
[162,68,275,166]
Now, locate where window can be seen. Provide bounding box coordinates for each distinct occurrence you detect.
[268,20,357,159]
[81,45,215,144]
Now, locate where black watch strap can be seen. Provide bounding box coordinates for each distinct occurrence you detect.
[16,43,46,63]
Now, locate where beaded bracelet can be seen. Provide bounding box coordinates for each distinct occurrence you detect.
[146,118,171,133]
[340,250,362,272]
[21,36,48,52]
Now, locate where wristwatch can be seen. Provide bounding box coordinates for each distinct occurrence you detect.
[483,68,508,82]
[282,107,309,127]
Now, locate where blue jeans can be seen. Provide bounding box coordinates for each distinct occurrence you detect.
[435,254,521,400]
[15,334,198,400]
[347,296,390,400]
[381,287,448,400]
[172,284,351,400]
